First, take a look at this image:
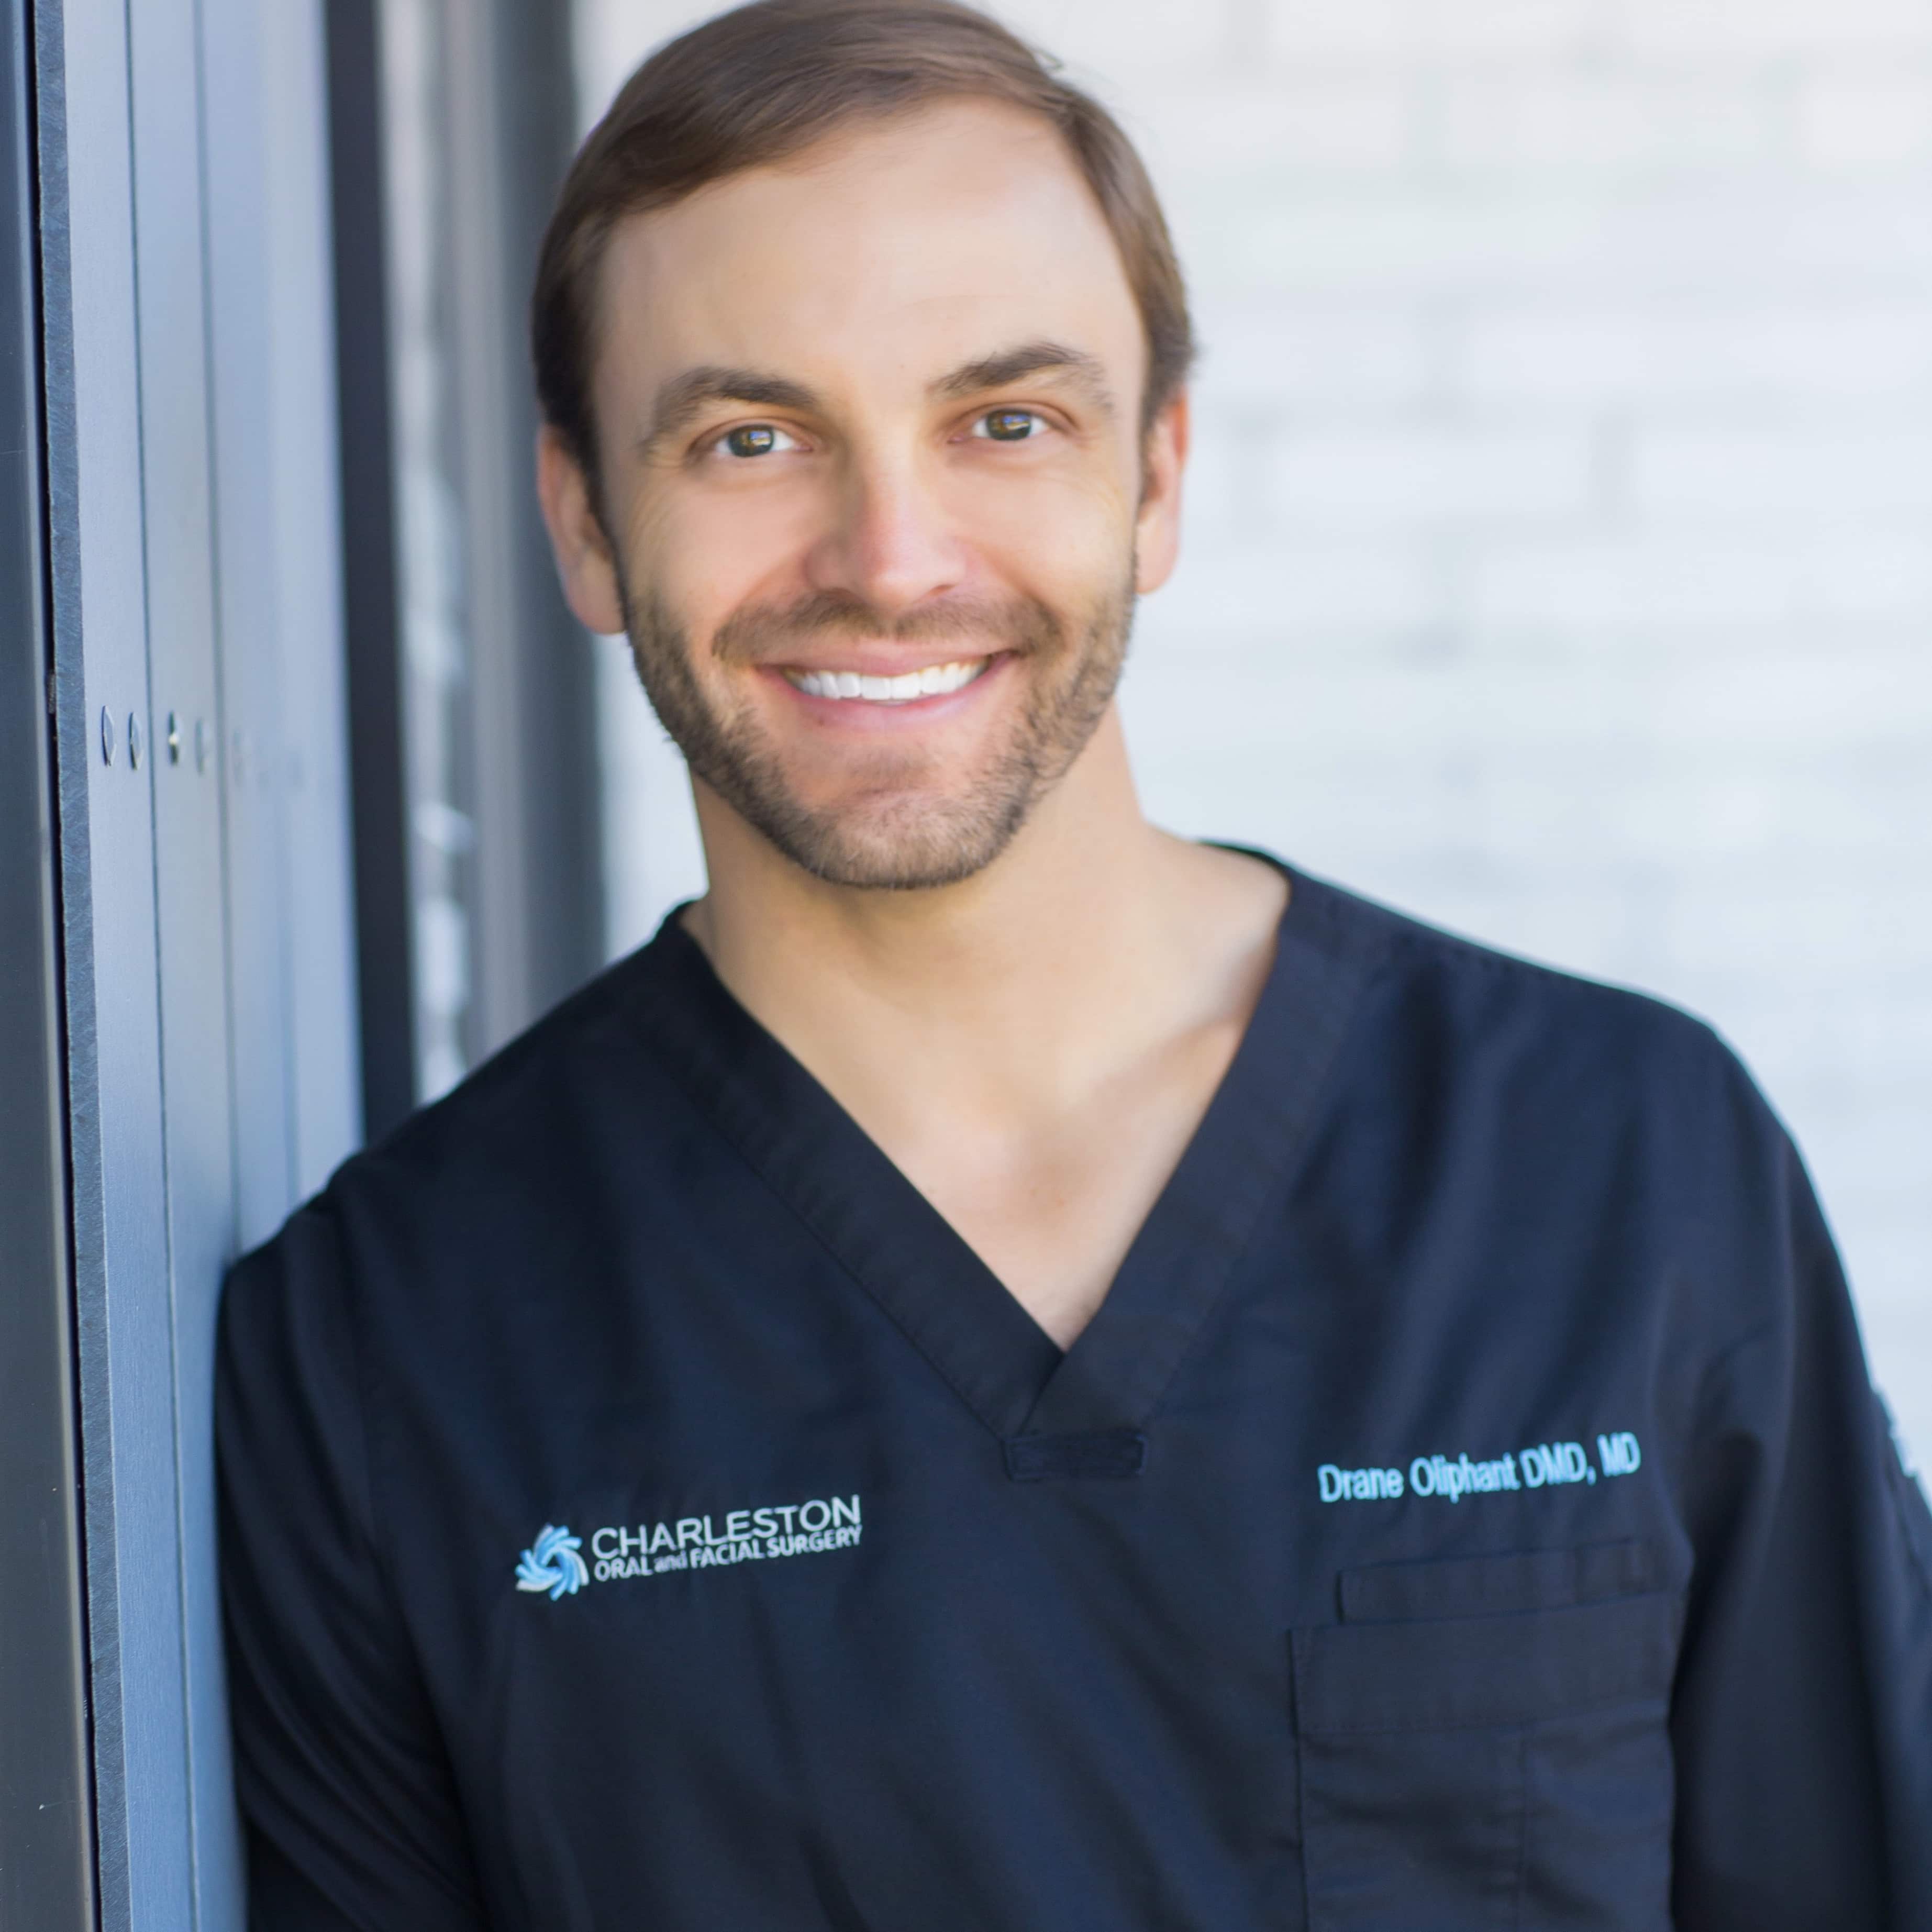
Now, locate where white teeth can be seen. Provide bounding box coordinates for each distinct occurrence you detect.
[788,659,987,703]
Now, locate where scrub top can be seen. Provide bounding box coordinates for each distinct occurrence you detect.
[217,864,1932,1931]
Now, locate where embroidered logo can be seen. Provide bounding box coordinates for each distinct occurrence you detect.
[515,1524,589,1600]
[517,1494,864,1595]
[590,1494,863,1583]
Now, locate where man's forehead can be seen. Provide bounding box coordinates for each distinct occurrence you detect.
[592,99,1143,408]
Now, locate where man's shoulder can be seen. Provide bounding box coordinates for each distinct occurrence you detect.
[226,930,695,1312]
[1284,869,1814,1359]
[356,938,674,1192]
[1287,866,1770,1142]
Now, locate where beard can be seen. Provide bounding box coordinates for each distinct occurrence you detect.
[616,565,1137,891]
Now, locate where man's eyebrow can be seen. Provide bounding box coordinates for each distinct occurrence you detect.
[642,366,823,449]
[932,341,1115,416]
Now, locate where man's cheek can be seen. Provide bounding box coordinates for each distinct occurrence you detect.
[975,505,1126,597]
[656,546,800,642]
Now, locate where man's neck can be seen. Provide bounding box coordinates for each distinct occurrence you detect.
[684,712,1193,1116]
[678,709,1287,1345]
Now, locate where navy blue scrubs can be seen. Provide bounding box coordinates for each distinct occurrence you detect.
[217,865,1932,1930]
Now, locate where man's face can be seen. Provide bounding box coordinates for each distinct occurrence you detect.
[540,99,1187,890]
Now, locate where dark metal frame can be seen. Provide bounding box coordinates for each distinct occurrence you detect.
[0,0,96,1924]
[449,0,603,1056]
[327,0,417,1142]
[326,0,601,1141]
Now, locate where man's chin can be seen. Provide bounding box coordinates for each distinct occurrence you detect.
[729,784,1035,893]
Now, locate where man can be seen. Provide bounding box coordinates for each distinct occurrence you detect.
[218,2,1932,1925]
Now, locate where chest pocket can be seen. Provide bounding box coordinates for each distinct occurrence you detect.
[1290,1541,1679,1932]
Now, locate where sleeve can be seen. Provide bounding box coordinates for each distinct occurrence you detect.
[216,1201,492,1932]
[1670,1126,1932,1930]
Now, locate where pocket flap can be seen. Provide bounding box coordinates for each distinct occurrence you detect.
[1339,1538,1659,1624]
[1293,1589,1680,1735]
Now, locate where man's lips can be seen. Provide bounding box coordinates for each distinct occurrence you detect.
[779,657,992,705]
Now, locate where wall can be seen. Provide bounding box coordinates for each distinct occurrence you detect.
[577,0,1932,1463]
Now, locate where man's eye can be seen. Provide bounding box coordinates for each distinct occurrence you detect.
[718,424,798,459]
[974,409,1042,442]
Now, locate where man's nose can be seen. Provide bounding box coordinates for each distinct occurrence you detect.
[803,449,968,620]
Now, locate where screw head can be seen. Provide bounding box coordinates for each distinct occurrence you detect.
[99,706,115,766]
[127,713,143,770]
[165,711,181,764]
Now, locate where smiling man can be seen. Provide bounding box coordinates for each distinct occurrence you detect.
[217,4,1932,1928]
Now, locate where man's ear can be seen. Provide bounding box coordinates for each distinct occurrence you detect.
[1134,388,1190,597]
[536,424,627,636]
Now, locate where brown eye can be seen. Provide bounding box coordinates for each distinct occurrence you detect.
[724,424,779,458]
[977,409,1039,442]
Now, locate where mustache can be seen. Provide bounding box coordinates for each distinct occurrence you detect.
[709,590,1064,663]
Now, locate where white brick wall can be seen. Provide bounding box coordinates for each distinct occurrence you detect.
[578,0,1932,1465]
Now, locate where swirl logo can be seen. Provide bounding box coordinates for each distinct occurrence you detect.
[514,1524,589,1601]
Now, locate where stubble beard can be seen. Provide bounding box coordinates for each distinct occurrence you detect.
[616,566,1138,891]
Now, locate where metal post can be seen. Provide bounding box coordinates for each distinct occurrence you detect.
[0,0,95,1922]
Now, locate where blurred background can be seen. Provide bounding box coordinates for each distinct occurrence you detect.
[571,0,1932,1464]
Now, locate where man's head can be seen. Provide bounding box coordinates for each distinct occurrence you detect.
[534,0,1194,890]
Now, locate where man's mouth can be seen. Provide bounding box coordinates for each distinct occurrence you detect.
[781,658,991,704]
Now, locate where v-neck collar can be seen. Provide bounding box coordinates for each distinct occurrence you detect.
[626,859,1384,1448]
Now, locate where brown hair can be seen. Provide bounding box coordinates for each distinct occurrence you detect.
[531,0,1194,488]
